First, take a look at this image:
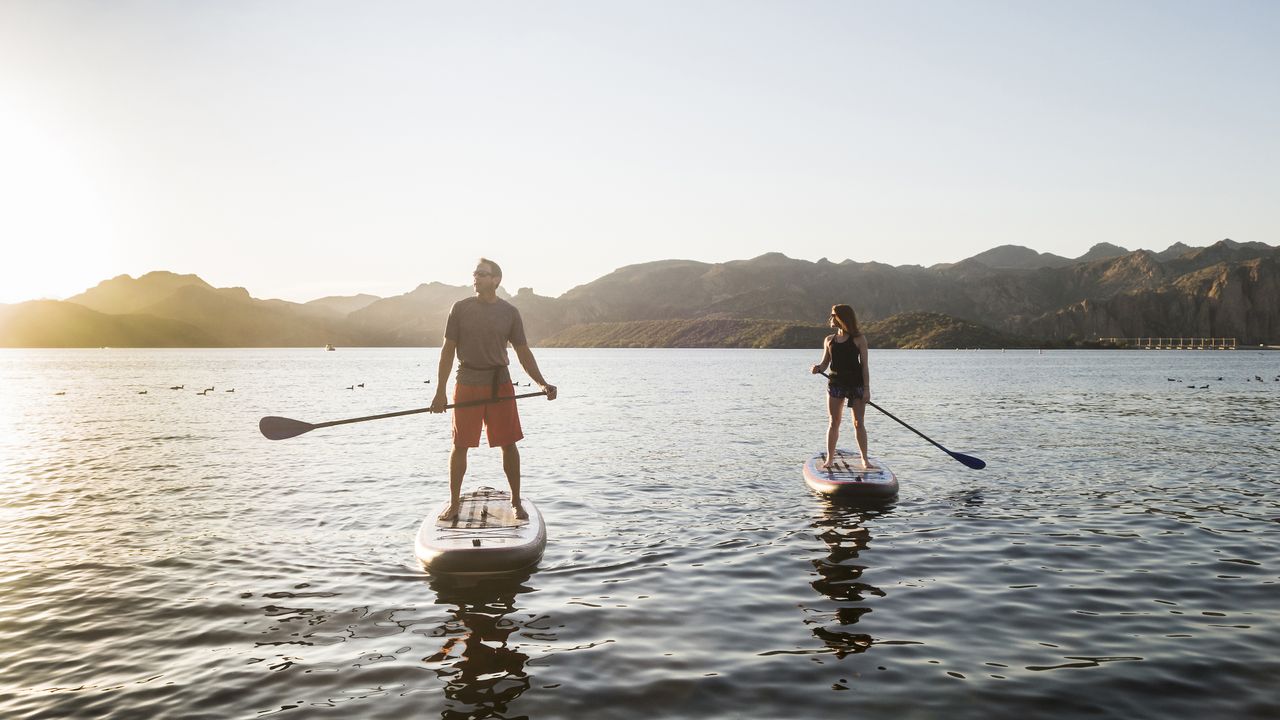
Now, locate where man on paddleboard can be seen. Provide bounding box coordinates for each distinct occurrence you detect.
[430,258,557,521]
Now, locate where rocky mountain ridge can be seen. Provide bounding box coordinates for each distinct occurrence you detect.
[2,240,1276,347]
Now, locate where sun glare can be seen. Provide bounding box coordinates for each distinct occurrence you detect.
[0,102,116,304]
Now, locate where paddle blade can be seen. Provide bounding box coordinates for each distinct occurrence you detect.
[259,416,316,441]
[950,451,986,470]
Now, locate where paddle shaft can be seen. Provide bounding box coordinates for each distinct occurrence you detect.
[865,400,947,453]
[311,391,548,430]
[818,371,984,469]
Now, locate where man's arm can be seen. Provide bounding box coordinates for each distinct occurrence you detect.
[513,344,557,400]
[429,339,457,412]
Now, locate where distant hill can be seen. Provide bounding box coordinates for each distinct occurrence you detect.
[961,245,1073,269]
[1074,242,1130,263]
[68,271,214,314]
[540,317,830,348]
[864,312,1039,349]
[3,238,1275,347]
[130,284,361,346]
[540,312,1039,349]
[304,294,381,316]
[0,300,215,347]
[1154,242,1195,261]
[1013,255,1280,343]
[953,241,1193,270]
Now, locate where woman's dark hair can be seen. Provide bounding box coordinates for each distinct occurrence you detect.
[831,304,861,337]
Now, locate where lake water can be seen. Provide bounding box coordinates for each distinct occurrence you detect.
[1,348,1277,719]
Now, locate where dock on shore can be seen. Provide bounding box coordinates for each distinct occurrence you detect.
[1098,337,1238,350]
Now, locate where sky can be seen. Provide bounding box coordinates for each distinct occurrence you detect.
[1,1,1277,304]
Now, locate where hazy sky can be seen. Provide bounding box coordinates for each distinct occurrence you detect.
[1,1,1277,304]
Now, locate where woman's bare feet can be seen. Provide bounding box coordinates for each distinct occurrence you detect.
[437,503,460,522]
[512,502,528,521]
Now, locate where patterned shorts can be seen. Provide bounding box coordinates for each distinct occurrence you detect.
[828,384,866,407]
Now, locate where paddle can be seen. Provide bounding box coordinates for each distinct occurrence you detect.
[818,372,985,470]
[259,391,548,441]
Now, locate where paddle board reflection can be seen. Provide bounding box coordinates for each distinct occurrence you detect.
[423,572,545,718]
[804,502,892,657]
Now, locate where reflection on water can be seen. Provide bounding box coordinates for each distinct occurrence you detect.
[804,499,893,659]
[424,573,540,719]
[2,348,1278,719]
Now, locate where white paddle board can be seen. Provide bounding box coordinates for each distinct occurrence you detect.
[415,486,546,575]
[803,450,898,499]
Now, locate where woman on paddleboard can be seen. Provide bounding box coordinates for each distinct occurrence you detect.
[810,304,873,470]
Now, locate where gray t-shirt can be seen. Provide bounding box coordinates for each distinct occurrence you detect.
[444,297,528,386]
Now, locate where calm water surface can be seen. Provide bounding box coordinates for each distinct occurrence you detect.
[1,348,1277,719]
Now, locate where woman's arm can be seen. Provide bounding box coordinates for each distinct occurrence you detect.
[857,335,871,399]
[811,335,833,374]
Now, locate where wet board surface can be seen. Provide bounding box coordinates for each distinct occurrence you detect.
[415,486,546,575]
[803,450,899,499]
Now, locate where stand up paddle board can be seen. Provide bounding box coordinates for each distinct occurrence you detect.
[415,486,546,575]
[803,450,898,499]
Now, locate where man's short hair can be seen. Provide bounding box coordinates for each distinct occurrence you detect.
[478,257,502,280]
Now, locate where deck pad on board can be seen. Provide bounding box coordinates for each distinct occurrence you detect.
[803,450,899,498]
[437,488,523,529]
[416,486,547,574]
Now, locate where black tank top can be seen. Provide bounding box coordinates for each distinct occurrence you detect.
[829,335,863,388]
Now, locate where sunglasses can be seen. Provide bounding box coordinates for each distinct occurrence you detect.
[473,271,494,278]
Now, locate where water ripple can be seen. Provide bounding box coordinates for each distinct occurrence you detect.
[1,348,1278,719]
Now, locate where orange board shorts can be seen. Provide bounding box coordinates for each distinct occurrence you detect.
[452,382,524,448]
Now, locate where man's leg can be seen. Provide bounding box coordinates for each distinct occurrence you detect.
[438,444,469,521]
[501,443,527,520]
[443,384,486,521]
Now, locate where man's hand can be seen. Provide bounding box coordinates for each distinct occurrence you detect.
[429,389,448,413]
[541,383,558,401]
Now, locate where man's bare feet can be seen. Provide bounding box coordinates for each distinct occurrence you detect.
[512,502,528,521]
[860,459,876,470]
[437,503,460,522]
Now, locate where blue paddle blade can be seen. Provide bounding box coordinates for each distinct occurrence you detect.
[951,451,986,470]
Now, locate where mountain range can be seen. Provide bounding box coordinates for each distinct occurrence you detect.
[2,240,1276,348]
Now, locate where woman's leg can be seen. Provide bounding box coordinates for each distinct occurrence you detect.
[824,393,845,468]
[850,397,872,468]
